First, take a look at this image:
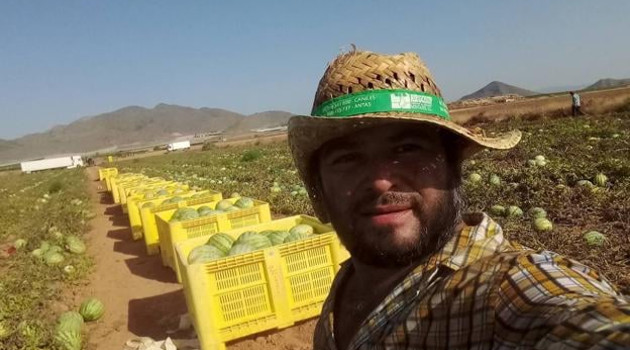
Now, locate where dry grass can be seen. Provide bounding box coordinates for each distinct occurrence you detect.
[451,86,630,124]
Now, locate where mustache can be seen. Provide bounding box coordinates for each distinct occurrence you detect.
[355,191,424,214]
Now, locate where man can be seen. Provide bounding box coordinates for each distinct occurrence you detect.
[571,91,582,116]
[288,50,629,349]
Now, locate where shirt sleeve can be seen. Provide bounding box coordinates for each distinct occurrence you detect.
[494,251,630,349]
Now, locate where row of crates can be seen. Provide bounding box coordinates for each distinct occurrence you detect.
[99,168,349,350]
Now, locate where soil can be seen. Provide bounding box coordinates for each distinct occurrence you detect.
[79,167,316,349]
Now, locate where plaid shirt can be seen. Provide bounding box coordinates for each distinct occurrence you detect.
[314,213,630,349]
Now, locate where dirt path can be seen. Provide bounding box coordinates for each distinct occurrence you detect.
[80,167,316,349]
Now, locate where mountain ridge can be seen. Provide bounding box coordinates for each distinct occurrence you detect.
[0,104,293,164]
[459,81,538,101]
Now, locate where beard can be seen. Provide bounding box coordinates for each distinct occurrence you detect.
[333,187,464,267]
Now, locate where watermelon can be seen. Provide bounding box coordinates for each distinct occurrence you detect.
[188,245,226,264]
[290,224,314,236]
[535,159,547,167]
[215,199,234,211]
[40,241,51,252]
[534,155,546,162]
[533,218,553,232]
[593,173,607,187]
[199,209,223,217]
[259,230,276,236]
[468,173,482,183]
[583,231,606,247]
[284,230,308,243]
[528,207,547,219]
[0,321,8,340]
[48,245,64,254]
[45,252,65,266]
[143,192,155,199]
[63,265,76,274]
[237,232,272,250]
[31,248,45,258]
[234,197,254,209]
[197,205,213,214]
[55,330,82,350]
[268,231,289,246]
[14,239,27,249]
[527,159,537,166]
[171,208,199,222]
[57,311,84,333]
[79,298,105,322]
[223,206,240,213]
[156,189,169,196]
[489,205,506,217]
[228,242,256,256]
[506,206,523,218]
[230,192,241,198]
[577,180,594,188]
[65,236,86,254]
[489,175,501,186]
[206,233,235,254]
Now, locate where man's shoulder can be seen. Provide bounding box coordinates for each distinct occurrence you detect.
[496,249,624,300]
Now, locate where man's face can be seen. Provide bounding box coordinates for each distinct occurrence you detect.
[317,122,461,267]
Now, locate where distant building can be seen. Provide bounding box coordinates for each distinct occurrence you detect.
[251,126,288,133]
[194,131,223,138]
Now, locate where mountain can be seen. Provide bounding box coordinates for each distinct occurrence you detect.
[460,81,538,101]
[225,111,293,134]
[536,84,586,94]
[585,78,630,90]
[0,104,293,164]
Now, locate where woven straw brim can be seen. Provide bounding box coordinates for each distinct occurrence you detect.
[288,112,521,222]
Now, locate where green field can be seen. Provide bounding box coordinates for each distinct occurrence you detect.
[120,112,630,293]
[0,169,94,349]
[1,111,628,349]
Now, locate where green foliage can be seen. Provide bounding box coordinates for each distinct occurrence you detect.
[48,180,63,194]
[0,169,93,349]
[201,142,216,151]
[240,149,263,162]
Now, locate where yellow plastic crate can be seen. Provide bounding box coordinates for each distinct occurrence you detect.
[110,174,146,203]
[108,173,141,194]
[113,176,153,203]
[139,190,224,254]
[118,178,170,206]
[105,169,130,192]
[98,167,118,181]
[126,184,192,240]
[174,215,349,350]
[156,197,271,282]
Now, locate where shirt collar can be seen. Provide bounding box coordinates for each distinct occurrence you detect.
[428,212,513,271]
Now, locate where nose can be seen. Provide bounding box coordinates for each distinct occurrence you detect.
[363,158,395,194]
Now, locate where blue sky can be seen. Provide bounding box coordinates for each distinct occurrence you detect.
[1,0,629,139]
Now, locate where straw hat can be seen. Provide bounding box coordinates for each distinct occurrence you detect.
[288,49,521,221]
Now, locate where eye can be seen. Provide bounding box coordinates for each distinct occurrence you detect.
[328,152,360,166]
[394,143,424,154]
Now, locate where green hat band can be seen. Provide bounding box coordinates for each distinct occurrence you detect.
[312,89,450,120]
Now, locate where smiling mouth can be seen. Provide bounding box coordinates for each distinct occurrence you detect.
[361,205,414,226]
[361,205,412,216]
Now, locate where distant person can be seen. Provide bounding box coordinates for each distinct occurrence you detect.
[570,91,583,116]
[287,49,630,349]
